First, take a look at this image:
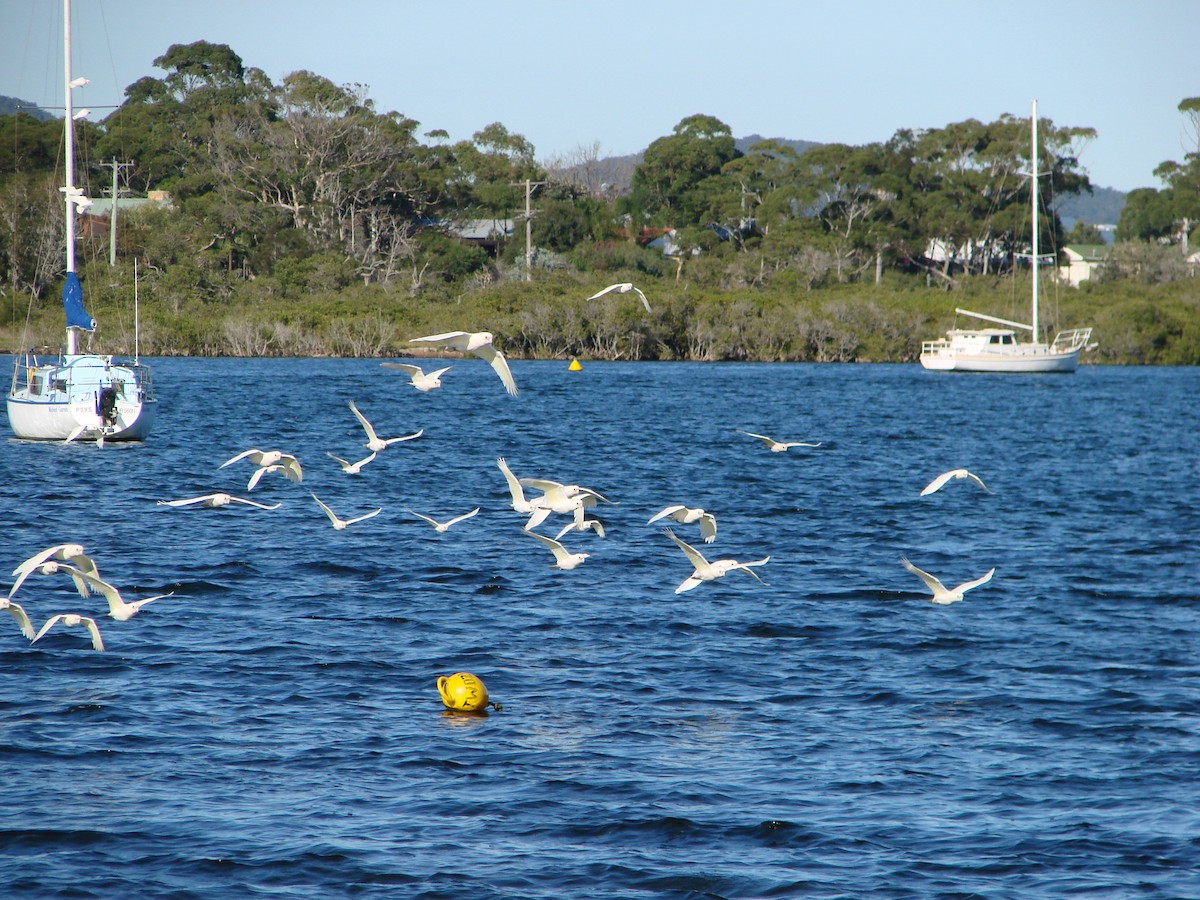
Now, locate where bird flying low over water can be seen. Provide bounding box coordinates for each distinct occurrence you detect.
[408,507,480,533]
[900,557,995,604]
[919,468,989,496]
[33,613,105,652]
[220,449,303,489]
[311,493,382,531]
[587,282,652,313]
[737,430,823,452]
[647,505,717,543]
[348,401,422,452]
[661,528,769,594]
[10,543,100,600]
[327,450,377,474]
[407,331,518,396]
[380,362,453,392]
[157,493,281,510]
[54,565,175,622]
[526,531,590,570]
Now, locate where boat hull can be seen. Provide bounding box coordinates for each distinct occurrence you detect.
[920,348,1080,373]
[6,353,157,442]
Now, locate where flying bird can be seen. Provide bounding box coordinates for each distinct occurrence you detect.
[348,401,423,452]
[919,468,989,496]
[380,362,453,392]
[32,614,105,652]
[737,430,823,452]
[311,493,382,531]
[157,493,281,510]
[554,516,606,541]
[1,597,35,640]
[54,566,175,622]
[526,531,590,570]
[10,543,101,599]
[408,507,480,533]
[900,557,995,605]
[220,449,303,488]
[647,505,717,543]
[496,457,541,518]
[327,450,377,474]
[407,331,518,396]
[661,528,769,594]
[587,282,652,313]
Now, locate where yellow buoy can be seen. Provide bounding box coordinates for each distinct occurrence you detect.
[568,357,583,372]
[437,672,491,712]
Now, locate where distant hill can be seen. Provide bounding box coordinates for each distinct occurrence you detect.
[0,95,55,120]
[1052,184,1125,226]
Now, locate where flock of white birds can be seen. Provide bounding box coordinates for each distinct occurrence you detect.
[7,321,998,652]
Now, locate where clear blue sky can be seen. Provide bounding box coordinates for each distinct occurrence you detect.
[3,0,1196,193]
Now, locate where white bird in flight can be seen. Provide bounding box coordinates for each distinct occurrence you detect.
[407,331,518,396]
[220,449,303,489]
[157,493,281,510]
[380,362,453,392]
[526,531,591,570]
[587,282,652,313]
[554,516,606,541]
[900,557,995,605]
[496,457,541,518]
[737,430,823,452]
[348,401,423,452]
[10,543,101,600]
[661,528,769,594]
[54,565,175,622]
[311,493,382,531]
[919,468,989,496]
[33,613,105,652]
[408,507,480,533]
[327,450,377,474]
[1,597,35,640]
[647,505,717,543]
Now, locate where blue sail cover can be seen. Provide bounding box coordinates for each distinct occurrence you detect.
[62,272,96,331]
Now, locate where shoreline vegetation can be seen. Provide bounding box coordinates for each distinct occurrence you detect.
[3,261,1197,365]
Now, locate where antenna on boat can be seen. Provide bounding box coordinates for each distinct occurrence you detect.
[134,257,141,364]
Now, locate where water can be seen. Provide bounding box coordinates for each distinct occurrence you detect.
[2,359,1198,899]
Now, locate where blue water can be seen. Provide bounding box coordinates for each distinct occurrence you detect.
[2,359,1198,899]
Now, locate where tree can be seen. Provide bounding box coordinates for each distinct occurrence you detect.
[630,114,741,223]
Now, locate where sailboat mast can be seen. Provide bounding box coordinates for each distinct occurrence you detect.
[1030,99,1039,344]
[63,0,77,355]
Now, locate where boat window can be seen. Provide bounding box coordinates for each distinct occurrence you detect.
[30,376,42,396]
[1002,335,1013,344]
[989,335,1000,344]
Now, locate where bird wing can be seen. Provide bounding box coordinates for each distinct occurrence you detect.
[631,286,652,313]
[447,508,481,526]
[699,514,717,543]
[381,362,422,375]
[733,557,770,581]
[82,616,105,651]
[280,456,303,483]
[674,575,704,594]
[737,430,773,445]
[428,366,454,379]
[920,470,957,496]
[901,557,948,595]
[586,283,627,300]
[348,401,380,444]
[662,528,707,569]
[327,452,352,469]
[965,471,989,491]
[158,495,215,507]
[408,331,470,350]
[955,568,996,595]
[354,451,378,468]
[219,448,262,469]
[231,496,281,510]
[344,508,383,526]
[647,505,685,525]
[528,531,569,563]
[310,493,340,525]
[521,478,566,492]
[524,506,552,531]
[407,509,439,526]
[782,441,822,448]
[382,429,423,446]
[497,458,528,508]
[5,601,35,639]
[33,614,65,643]
[472,343,518,396]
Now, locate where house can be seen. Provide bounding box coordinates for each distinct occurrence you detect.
[1058,244,1109,287]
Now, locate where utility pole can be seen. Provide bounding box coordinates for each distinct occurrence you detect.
[512,178,545,281]
[104,158,134,266]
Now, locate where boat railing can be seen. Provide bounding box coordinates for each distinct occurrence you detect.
[921,339,951,355]
[1051,328,1094,353]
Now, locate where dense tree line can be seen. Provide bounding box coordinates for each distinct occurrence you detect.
[1,42,1197,363]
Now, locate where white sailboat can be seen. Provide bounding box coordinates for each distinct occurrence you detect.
[919,100,1095,374]
[6,0,156,442]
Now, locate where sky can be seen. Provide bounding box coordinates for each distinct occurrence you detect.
[2,0,1197,193]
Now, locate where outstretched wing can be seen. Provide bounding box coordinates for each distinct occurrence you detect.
[662,528,707,569]
[381,362,422,375]
[901,557,947,595]
[955,567,996,595]
[647,505,686,525]
[919,470,957,496]
[471,343,518,396]
[408,331,471,350]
